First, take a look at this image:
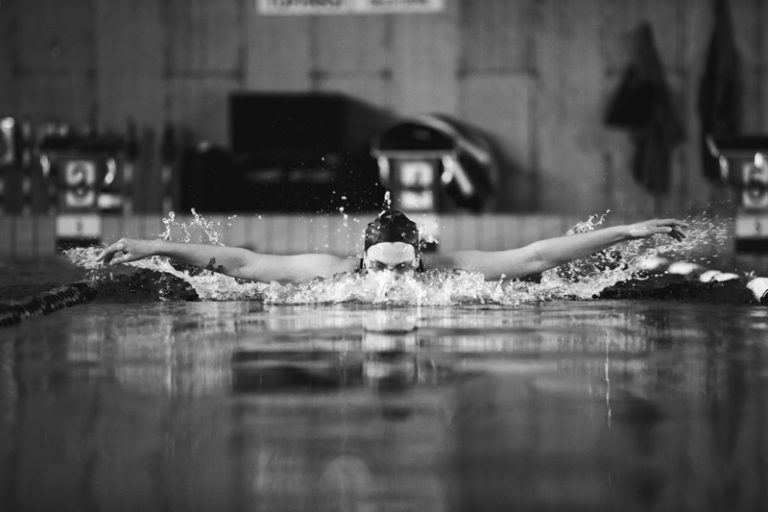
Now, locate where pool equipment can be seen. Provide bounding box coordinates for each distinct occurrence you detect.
[372,114,497,215]
[38,130,127,248]
[707,135,768,252]
[0,117,35,215]
[223,92,393,213]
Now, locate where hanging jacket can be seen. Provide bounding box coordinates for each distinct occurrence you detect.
[605,21,685,194]
[698,0,742,181]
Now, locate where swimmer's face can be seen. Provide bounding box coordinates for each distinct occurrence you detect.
[363,242,419,274]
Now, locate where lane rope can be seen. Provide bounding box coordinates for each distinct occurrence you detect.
[0,281,98,328]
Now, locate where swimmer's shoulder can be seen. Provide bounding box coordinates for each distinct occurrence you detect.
[276,253,358,282]
[328,255,360,275]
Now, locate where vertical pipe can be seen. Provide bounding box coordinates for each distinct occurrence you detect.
[124,118,138,215]
[0,117,17,215]
[160,123,176,214]
[19,120,33,211]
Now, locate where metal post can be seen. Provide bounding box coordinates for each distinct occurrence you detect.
[0,117,16,215]
[161,123,176,214]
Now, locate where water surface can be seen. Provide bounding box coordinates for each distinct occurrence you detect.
[2,300,767,511]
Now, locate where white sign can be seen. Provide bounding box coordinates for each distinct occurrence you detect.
[258,0,443,15]
[56,214,102,239]
[735,214,768,239]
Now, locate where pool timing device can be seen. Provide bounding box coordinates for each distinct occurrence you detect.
[708,135,768,253]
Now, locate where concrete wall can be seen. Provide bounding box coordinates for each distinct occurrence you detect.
[0,0,767,215]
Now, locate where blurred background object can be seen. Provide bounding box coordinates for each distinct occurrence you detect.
[0,0,766,261]
[373,114,498,214]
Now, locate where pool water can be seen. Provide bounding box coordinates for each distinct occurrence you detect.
[2,299,767,511]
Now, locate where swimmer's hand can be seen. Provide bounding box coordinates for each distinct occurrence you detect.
[625,219,687,241]
[97,238,157,265]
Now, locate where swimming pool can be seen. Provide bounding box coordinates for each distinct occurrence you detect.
[2,208,768,511]
[2,294,767,511]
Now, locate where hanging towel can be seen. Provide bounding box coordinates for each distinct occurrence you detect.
[698,0,741,181]
[605,22,685,194]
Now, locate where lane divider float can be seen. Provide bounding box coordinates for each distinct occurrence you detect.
[0,281,97,328]
[638,256,767,303]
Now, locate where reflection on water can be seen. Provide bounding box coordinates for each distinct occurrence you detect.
[1,301,767,511]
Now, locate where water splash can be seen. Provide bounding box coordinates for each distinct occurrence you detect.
[65,211,733,305]
[381,190,392,214]
[540,212,731,298]
[160,209,232,246]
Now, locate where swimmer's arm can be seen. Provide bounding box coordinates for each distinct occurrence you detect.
[97,238,358,283]
[425,219,686,280]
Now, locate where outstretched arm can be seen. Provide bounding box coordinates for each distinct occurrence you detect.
[96,238,358,283]
[426,219,686,280]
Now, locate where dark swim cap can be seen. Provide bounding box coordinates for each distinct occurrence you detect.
[364,210,419,251]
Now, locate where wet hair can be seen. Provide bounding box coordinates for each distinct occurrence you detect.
[364,210,419,252]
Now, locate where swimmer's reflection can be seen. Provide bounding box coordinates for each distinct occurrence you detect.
[231,309,427,394]
[230,333,426,396]
[229,316,452,510]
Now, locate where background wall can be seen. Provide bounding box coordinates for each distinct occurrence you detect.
[0,0,766,215]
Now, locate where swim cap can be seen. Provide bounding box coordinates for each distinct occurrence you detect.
[364,210,419,251]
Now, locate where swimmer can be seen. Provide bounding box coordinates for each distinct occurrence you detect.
[97,209,687,283]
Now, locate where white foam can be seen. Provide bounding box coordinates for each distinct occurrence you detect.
[747,278,768,302]
[667,261,706,276]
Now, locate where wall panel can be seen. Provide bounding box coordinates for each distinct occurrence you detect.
[600,127,654,215]
[459,0,533,73]
[460,74,534,211]
[314,16,390,73]
[391,2,459,116]
[761,69,768,132]
[535,0,606,214]
[0,0,15,112]
[246,8,312,91]
[17,0,93,73]
[167,77,240,146]
[165,0,245,75]
[15,73,93,125]
[95,0,165,131]
[13,0,94,124]
[316,74,391,109]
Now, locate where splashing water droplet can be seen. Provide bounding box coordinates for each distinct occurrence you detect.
[381,191,392,214]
